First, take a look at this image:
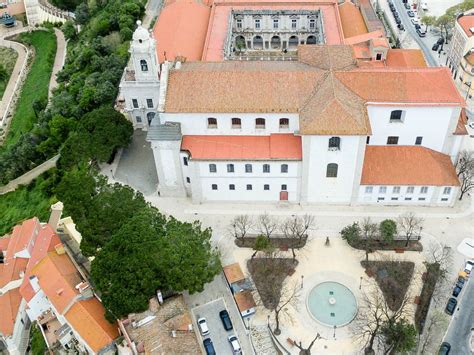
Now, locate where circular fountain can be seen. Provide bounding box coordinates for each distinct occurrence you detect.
[307,281,357,327]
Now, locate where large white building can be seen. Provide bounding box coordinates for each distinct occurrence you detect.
[119,1,466,207]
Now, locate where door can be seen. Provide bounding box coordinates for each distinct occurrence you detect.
[280,191,288,201]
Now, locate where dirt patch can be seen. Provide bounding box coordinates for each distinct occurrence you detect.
[348,239,422,252]
[235,235,307,250]
[415,263,440,333]
[361,260,415,311]
[247,258,297,310]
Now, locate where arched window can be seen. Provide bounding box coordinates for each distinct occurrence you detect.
[235,35,246,50]
[288,36,298,49]
[231,118,241,129]
[255,118,265,129]
[326,163,338,178]
[279,118,289,129]
[227,164,235,173]
[208,117,217,128]
[306,35,317,45]
[253,36,263,49]
[147,112,156,125]
[270,35,281,49]
[328,137,341,150]
[140,59,148,72]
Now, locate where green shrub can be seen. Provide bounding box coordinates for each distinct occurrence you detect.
[340,222,361,243]
[379,219,397,243]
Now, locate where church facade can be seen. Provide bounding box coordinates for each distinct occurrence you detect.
[119,1,466,206]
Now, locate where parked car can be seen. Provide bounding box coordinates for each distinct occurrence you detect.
[404,2,410,9]
[464,260,473,275]
[219,310,233,331]
[228,335,242,354]
[407,10,415,17]
[437,37,445,45]
[411,18,420,25]
[456,276,466,289]
[416,28,426,37]
[445,297,457,315]
[398,23,405,30]
[414,23,421,30]
[452,285,462,297]
[395,17,402,25]
[432,43,440,51]
[393,12,400,20]
[203,338,216,355]
[438,342,451,355]
[198,318,210,336]
[389,3,395,11]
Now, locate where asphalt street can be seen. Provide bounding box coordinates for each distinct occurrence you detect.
[392,0,437,67]
[443,275,474,354]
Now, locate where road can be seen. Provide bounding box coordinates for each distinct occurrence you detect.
[443,275,474,354]
[392,0,437,67]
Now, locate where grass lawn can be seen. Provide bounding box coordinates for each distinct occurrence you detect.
[247,258,297,309]
[0,174,54,235]
[2,30,56,148]
[361,260,415,311]
[0,47,18,99]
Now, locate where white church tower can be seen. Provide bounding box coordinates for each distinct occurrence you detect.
[119,21,161,130]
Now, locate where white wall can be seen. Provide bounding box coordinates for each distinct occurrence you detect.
[301,135,366,203]
[150,141,186,197]
[357,184,457,206]
[160,113,300,136]
[367,105,459,153]
[120,80,160,130]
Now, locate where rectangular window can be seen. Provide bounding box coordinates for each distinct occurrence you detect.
[309,19,315,29]
[135,116,142,123]
[186,177,190,183]
[263,164,270,173]
[391,197,398,201]
[264,184,270,190]
[236,19,242,29]
[404,197,412,201]
[146,99,154,108]
[209,164,216,173]
[393,186,400,194]
[212,184,218,190]
[291,19,297,29]
[366,136,370,144]
[246,184,252,191]
[365,186,373,194]
[273,19,279,29]
[245,164,252,173]
[132,99,139,108]
[227,164,234,173]
[443,187,451,195]
[415,136,423,145]
[418,197,426,201]
[377,197,385,201]
[281,164,288,173]
[379,186,387,194]
[420,186,428,194]
[229,184,235,190]
[441,198,449,201]
[281,184,287,191]
[183,157,188,166]
[389,110,403,122]
[255,19,260,29]
[406,186,414,194]
[387,136,399,145]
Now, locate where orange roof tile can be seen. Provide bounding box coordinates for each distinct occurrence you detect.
[458,14,474,38]
[336,68,465,105]
[361,146,460,186]
[454,108,468,135]
[386,49,427,68]
[0,288,22,336]
[234,291,256,312]
[371,37,389,48]
[153,0,211,62]
[181,134,302,160]
[338,1,368,39]
[0,236,10,250]
[65,299,118,353]
[344,29,384,45]
[223,263,245,284]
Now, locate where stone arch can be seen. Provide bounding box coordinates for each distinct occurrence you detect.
[235,35,246,50]
[306,35,317,45]
[147,112,156,125]
[253,35,263,50]
[271,35,281,49]
[288,35,299,49]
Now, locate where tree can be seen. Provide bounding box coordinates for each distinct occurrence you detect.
[421,15,437,31]
[258,213,278,239]
[91,208,221,319]
[381,318,417,354]
[379,219,397,243]
[435,14,453,43]
[252,235,271,258]
[397,212,423,247]
[273,280,300,335]
[294,334,321,355]
[456,150,474,177]
[32,96,48,119]
[418,310,449,354]
[340,222,361,243]
[229,215,253,242]
[61,20,77,40]
[361,217,378,262]
[280,214,315,261]
[459,168,474,200]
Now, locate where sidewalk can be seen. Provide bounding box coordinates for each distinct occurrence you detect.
[48,28,66,98]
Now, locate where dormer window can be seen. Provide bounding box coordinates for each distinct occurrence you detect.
[140,60,148,72]
[279,118,289,129]
[328,137,341,150]
[255,118,265,129]
[376,53,382,61]
[231,118,242,129]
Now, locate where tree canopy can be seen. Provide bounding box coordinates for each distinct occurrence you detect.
[91,208,221,319]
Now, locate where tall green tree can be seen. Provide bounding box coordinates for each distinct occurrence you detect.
[379,219,397,243]
[381,318,417,354]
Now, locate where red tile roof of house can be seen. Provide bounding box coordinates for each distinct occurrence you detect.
[458,14,474,38]
[385,49,427,68]
[338,0,368,39]
[152,0,211,62]
[223,263,245,284]
[0,288,22,336]
[234,290,256,312]
[454,108,468,135]
[181,134,302,160]
[361,146,460,186]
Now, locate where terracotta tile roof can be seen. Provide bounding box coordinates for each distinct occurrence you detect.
[385,49,427,68]
[165,61,323,113]
[336,68,465,105]
[234,291,256,312]
[458,14,474,38]
[181,134,302,160]
[153,0,211,62]
[344,29,384,45]
[299,72,371,135]
[65,299,118,353]
[454,108,468,135]
[31,250,82,314]
[0,288,22,337]
[0,236,10,250]
[223,263,245,284]
[361,146,460,186]
[338,1,368,39]
[371,37,389,48]
[297,45,356,70]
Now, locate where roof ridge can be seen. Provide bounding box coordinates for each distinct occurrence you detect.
[299,71,331,112]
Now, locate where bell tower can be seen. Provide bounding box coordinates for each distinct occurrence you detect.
[130,20,160,81]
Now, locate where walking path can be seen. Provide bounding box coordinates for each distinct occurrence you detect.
[48,28,66,99]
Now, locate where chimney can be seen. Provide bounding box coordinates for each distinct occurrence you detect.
[29,275,40,292]
[75,282,93,299]
[48,201,64,232]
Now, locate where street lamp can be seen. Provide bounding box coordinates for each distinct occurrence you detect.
[333,325,336,339]
[301,275,304,289]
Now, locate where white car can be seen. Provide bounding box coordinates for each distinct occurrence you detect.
[197,317,210,336]
[464,261,473,275]
[228,334,242,354]
[411,18,420,26]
